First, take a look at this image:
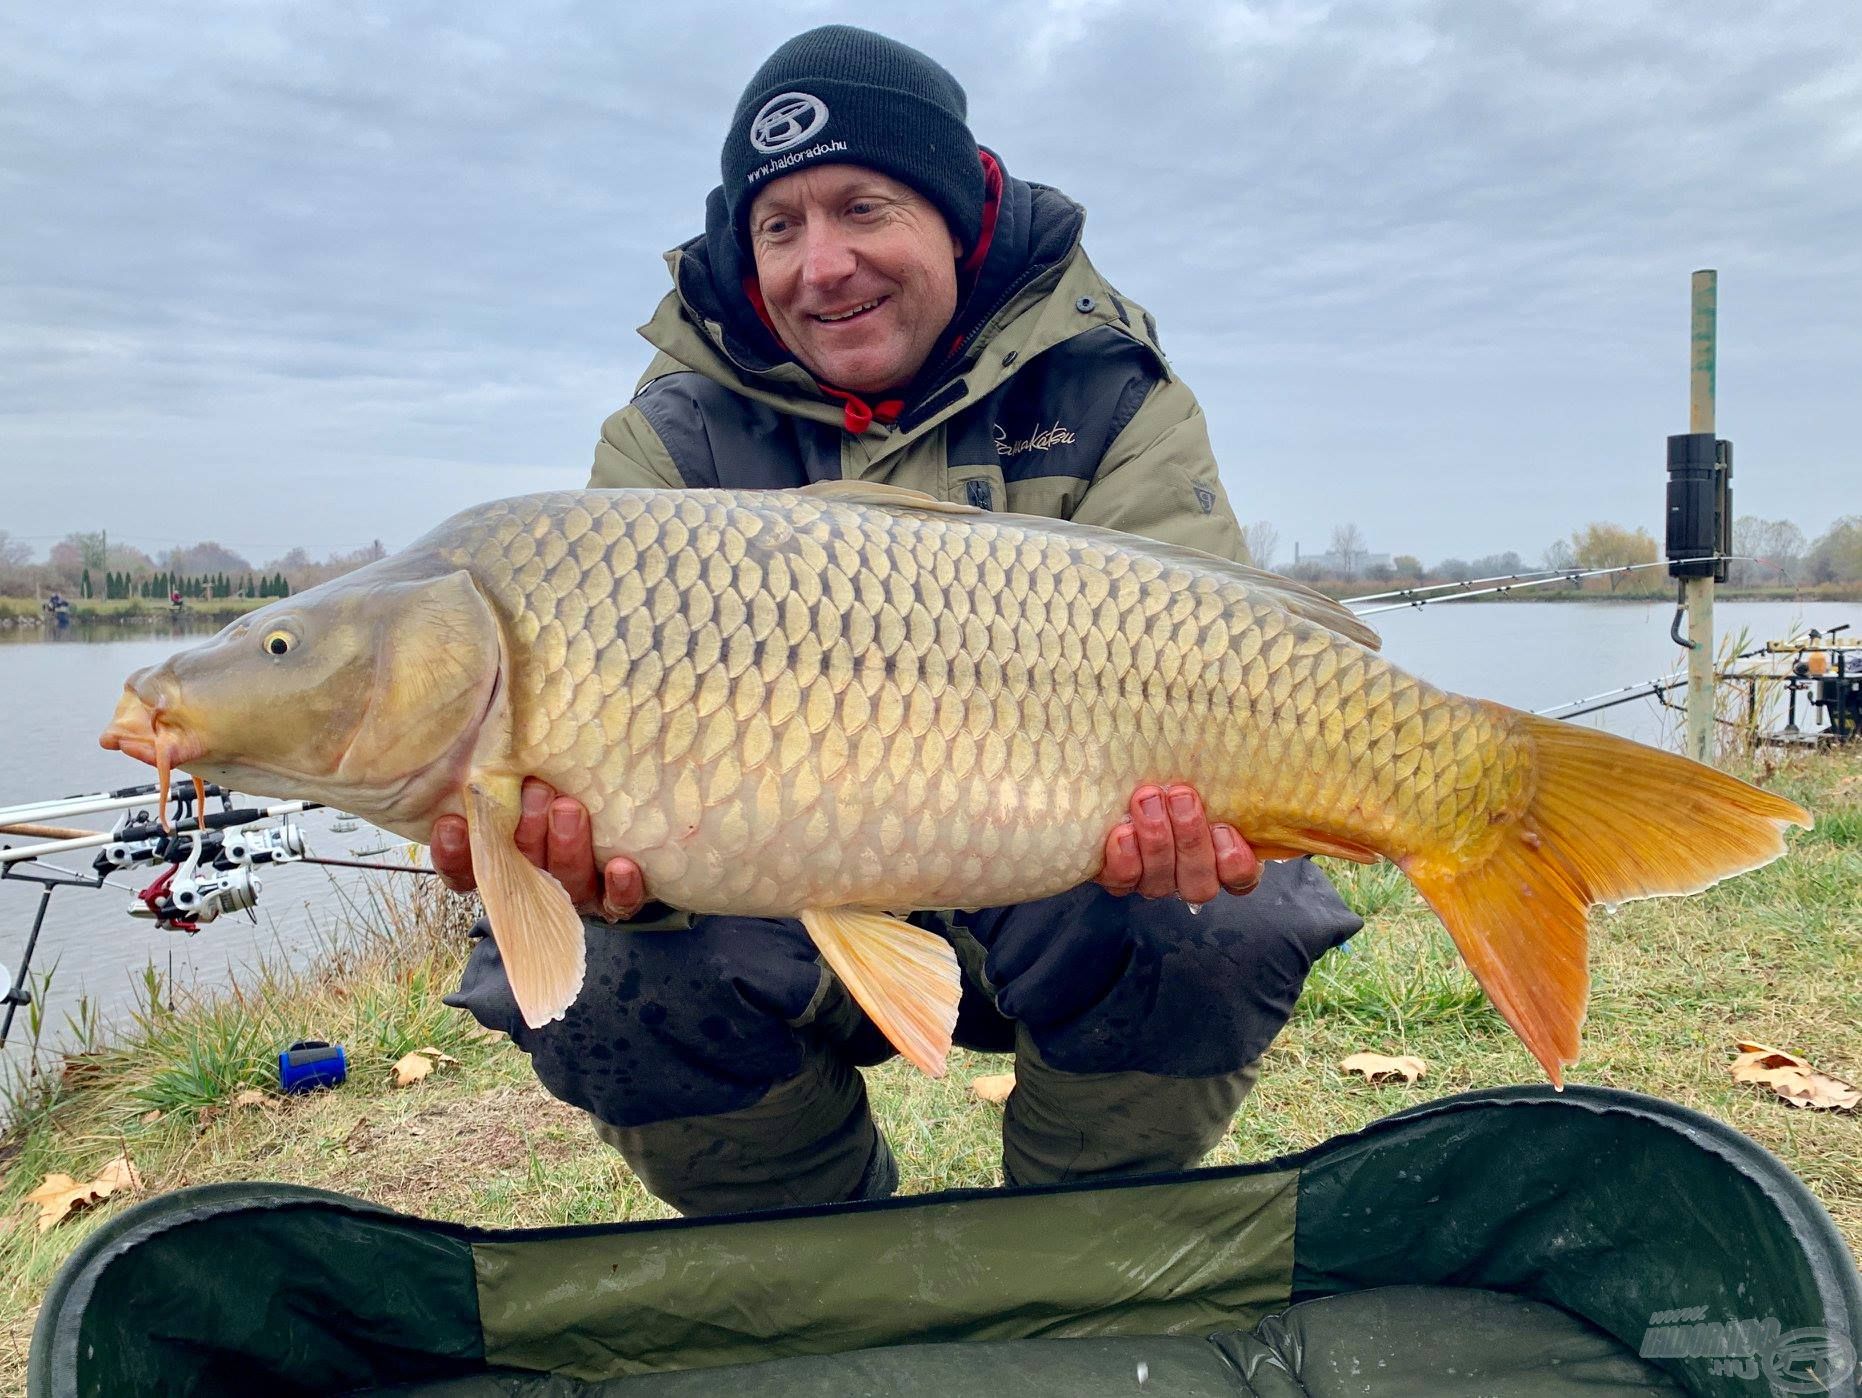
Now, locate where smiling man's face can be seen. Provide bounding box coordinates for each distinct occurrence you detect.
[747,164,963,396]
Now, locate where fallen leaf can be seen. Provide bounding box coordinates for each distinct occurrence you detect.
[1731,1043,1858,1111]
[93,1155,143,1195]
[970,1073,1016,1104]
[139,1109,163,1126]
[23,1153,144,1232]
[1340,1052,1428,1085]
[232,1089,270,1109]
[390,1046,458,1088]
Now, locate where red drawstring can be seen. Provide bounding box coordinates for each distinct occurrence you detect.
[820,386,903,434]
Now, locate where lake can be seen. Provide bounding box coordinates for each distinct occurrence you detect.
[2,596,1855,1071]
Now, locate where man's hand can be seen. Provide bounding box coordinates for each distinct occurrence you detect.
[430,778,646,921]
[1096,784,1261,903]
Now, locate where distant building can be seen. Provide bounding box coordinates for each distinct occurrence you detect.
[1292,543,1393,575]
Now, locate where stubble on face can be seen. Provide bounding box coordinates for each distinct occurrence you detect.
[748,165,962,396]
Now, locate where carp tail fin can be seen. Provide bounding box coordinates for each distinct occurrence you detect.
[1401,712,1810,1087]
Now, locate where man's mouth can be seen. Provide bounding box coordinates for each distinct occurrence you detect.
[811,297,886,324]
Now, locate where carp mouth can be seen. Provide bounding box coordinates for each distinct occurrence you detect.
[100,684,207,824]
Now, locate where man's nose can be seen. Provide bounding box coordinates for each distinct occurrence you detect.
[799,225,857,287]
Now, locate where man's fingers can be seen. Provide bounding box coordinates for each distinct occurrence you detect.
[599,857,647,921]
[1095,820,1141,896]
[545,796,601,907]
[1214,825,1263,896]
[430,814,475,894]
[1165,785,1221,905]
[513,778,555,868]
[1131,786,1177,900]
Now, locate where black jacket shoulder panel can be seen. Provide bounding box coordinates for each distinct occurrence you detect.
[632,373,840,491]
[947,325,1164,483]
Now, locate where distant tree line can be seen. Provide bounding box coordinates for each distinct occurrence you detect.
[90,570,294,600]
[1238,515,1861,593]
[0,529,387,600]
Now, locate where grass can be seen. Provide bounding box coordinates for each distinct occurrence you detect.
[1,748,1858,1386]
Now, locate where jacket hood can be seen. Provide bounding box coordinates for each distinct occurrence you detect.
[650,151,1088,414]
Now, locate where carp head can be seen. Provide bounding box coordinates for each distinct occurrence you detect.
[100,569,502,832]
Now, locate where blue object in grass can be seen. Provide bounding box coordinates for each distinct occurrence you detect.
[279,1040,347,1094]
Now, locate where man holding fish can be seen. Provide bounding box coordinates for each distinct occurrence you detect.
[104,26,1804,1219]
[431,26,1366,1213]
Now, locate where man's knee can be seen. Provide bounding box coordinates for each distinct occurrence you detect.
[588,1044,898,1215]
[444,914,828,1127]
[1002,1029,1261,1187]
[967,859,1362,1077]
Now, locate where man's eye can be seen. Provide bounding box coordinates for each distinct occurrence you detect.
[848,201,879,217]
[760,217,793,237]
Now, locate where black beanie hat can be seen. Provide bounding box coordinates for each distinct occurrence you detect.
[722,25,985,252]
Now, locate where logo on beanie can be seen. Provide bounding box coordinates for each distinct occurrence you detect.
[750,92,830,154]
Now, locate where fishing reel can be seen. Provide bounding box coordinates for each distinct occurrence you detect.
[126,817,308,931]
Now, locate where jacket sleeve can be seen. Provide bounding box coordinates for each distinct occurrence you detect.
[1067,373,1250,565]
[587,402,689,490]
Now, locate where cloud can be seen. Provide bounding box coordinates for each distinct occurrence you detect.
[1,0,1856,565]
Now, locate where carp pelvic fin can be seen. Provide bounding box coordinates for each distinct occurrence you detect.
[797,480,982,516]
[1400,710,1811,1087]
[463,775,587,1030]
[799,908,960,1077]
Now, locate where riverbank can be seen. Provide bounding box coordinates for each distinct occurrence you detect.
[0,596,270,628]
[1,747,1857,1382]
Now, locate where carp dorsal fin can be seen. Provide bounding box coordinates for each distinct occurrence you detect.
[797,480,983,516]
[463,773,586,1029]
[799,908,959,1077]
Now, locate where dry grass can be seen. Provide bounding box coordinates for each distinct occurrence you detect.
[1,746,1858,1388]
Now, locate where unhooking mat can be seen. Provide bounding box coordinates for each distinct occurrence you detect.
[29,1085,1862,1397]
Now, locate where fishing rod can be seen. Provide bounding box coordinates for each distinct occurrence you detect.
[1348,561,1682,616]
[1341,552,1779,612]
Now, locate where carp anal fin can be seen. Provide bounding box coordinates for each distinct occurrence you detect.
[800,908,960,1077]
[798,480,983,516]
[463,775,587,1030]
[1249,829,1381,864]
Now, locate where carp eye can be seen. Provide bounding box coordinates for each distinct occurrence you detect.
[263,630,295,657]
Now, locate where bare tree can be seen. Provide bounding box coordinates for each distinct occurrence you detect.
[1543,539,1577,571]
[1330,523,1367,580]
[0,530,29,568]
[1240,520,1279,571]
[1731,516,1806,586]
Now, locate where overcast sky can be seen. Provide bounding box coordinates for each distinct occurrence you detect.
[2,0,1857,569]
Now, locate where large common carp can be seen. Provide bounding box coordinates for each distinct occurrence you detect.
[101,482,1809,1082]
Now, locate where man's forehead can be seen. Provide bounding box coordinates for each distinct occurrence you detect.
[749,164,916,215]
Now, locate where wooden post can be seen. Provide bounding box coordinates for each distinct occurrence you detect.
[1685,270,1717,764]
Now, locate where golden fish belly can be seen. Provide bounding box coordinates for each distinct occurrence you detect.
[435,489,1526,914]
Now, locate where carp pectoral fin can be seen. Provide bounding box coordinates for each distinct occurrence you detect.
[797,480,982,516]
[799,908,960,1078]
[463,776,586,1030]
[1249,830,1381,864]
